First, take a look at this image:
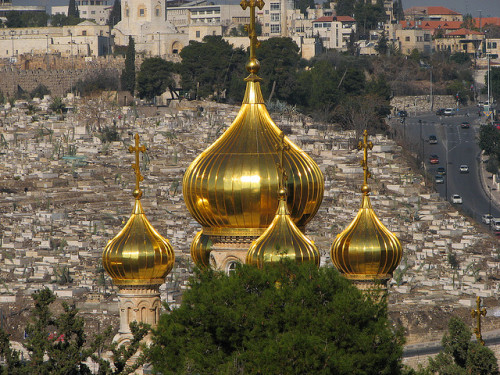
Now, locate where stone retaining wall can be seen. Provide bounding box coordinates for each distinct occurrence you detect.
[391,95,458,114]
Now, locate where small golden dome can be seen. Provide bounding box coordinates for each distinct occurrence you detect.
[102,134,175,285]
[190,230,212,268]
[330,130,402,280]
[247,186,320,268]
[102,199,175,285]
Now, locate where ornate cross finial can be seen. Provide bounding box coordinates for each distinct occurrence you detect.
[128,133,146,199]
[275,132,290,192]
[240,0,265,77]
[358,129,373,195]
[471,296,487,345]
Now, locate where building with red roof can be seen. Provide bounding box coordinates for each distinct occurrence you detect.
[434,28,484,55]
[404,6,463,22]
[312,15,357,50]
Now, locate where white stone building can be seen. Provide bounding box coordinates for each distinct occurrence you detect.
[311,15,356,50]
[51,0,113,26]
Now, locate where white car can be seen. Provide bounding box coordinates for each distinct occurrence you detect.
[443,108,455,116]
[451,194,463,204]
[481,214,493,225]
[459,165,469,173]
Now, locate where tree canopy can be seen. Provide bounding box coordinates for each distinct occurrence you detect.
[137,57,176,101]
[107,0,121,27]
[6,11,49,28]
[147,261,405,375]
[121,36,136,95]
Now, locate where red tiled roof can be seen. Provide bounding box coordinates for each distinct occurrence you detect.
[312,16,355,23]
[446,28,483,36]
[474,17,500,27]
[426,6,460,15]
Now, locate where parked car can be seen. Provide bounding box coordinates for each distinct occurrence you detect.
[491,218,500,233]
[428,135,437,144]
[436,108,445,116]
[451,194,463,204]
[460,122,470,129]
[435,175,444,184]
[443,108,455,116]
[429,154,439,164]
[493,121,500,130]
[481,214,493,225]
[437,167,446,175]
[459,164,469,173]
[397,110,408,118]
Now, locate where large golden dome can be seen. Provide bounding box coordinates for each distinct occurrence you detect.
[330,131,402,280]
[247,188,319,268]
[183,77,324,235]
[103,134,175,285]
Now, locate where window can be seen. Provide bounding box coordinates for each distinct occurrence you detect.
[323,22,330,28]
[213,31,216,35]
[155,7,160,17]
[417,36,422,42]
[270,3,280,10]
[82,30,87,36]
[265,10,269,14]
[405,36,410,42]
[196,30,200,38]
[125,7,129,17]
[271,13,280,22]
[82,10,87,14]
[424,34,431,42]
[270,24,280,33]
[91,10,95,14]
[139,7,145,17]
[225,261,240,275]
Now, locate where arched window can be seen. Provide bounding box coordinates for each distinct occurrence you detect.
[225,260,239,275]
[155,6,161,17]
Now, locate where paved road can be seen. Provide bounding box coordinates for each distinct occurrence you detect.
[392,107,500,225]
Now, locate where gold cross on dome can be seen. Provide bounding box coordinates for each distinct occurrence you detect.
[129,133,146,198]
[358,129,373,188]
[275,132,290,191]
[471,296,487,345]
[240,0,264,62]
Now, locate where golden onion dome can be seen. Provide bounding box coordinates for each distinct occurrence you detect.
[182,68,324,237]
[102,134,175,286]
[247,188,320,268]
[330,130,402,280]
[190,230,212,268]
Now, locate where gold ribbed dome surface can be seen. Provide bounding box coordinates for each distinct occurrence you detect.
[183,80,324,236]
[103,199,175,285]
[190,230,212,268]
[330,130,402,280]
[330,194,402,279]
[102,134,175,285]
[247,188,319,268]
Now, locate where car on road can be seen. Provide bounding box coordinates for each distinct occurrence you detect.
[443,108,455,116]
[436,167,446,175]
[451,194,463,204]
[460,122,470,129]
[435,175,444,184]
[481,214,493,225]
[436,108,445,116]
[494,121,500,130]
[491,218,500,233]
[428,135,437,144]
[397,110,408,118]
[459,164,469,173]
[429,154,439,164]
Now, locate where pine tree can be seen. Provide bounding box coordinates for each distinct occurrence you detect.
[68,0,80,18]
[121,36,136,95]
[107,0,121,27]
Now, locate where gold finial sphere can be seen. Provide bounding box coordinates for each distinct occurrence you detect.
[133,189,142,199]
[278,188,287,198]
[361,184,370,194]
[246,58,260,74]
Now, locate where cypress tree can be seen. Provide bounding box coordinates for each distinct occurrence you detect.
[107,0,121,27]
[68,0,80,18]
[121,36,136,95]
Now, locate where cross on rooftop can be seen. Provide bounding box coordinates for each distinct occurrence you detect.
[275,132,290,191]
[358,129,373,193]
[129,133,146,199]
[471,296,487,346]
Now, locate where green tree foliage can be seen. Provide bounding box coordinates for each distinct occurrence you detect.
[354,0,386,38]
[376,32,389,56]
[484,24,500,38]
[256,37,301,103]
[461,14,476,30]
[491,67,500,101]
[6,11,49,28]
[50,97,66,114]
[179,35,246,101]
[121,36,136,95]
[30,84,51,99]
[393,0,404,22]
[68,0,80,18]
[450,52,471,65]
[74,71,119,96]
[107,0,121,26]
[427,317,499,375]
[137,57,176,101]
[295,0,315,15]
[336,0,355,16]
[0,288,107,374]
[478,124,500,161]
[50,13,83,26]
[147,261,405,375]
